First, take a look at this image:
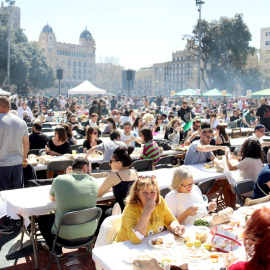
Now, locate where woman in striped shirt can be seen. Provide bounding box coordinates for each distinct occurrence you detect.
[139,128,160,165]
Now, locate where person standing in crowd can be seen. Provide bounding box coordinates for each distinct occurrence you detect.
[29,122,49,149]
[177,100,193,123]
[59,96,67,111]
[110,95,117,111]
[38,157,98,257]
[0,96,29,234]
[86,113,99,129]
[256,97,270,131]
[17,101,34,120]
[184,128,227,165]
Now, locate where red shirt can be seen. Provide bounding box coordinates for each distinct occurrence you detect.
[229,261,265,270]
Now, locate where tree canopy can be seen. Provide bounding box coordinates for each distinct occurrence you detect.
[0,9,55,93]
[184,14,266,92]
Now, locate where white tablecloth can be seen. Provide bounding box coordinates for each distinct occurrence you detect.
[92,225,245,270]
[230,135,269,148]
[33,150,185,171]
[0,164,225,227]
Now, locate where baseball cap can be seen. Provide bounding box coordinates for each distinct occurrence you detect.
[254,124,265,131]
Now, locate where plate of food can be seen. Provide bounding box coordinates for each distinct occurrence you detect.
[203,163,215,169]
[183,247,209,260]
[237,206,256,216]
[148,237,175,249]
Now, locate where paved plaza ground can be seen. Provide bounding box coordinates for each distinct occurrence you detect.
[0,220,96,270]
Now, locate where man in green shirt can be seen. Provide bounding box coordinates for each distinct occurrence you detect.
[243,109,257,128]
[38,157,98,256]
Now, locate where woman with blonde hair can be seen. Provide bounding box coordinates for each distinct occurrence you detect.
[164,118,184,144]
[115,176,185,244]
[165,166,216,225]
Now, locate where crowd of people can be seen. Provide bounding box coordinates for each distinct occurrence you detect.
[1,93,270,269]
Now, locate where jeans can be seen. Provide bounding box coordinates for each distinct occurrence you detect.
[0,164,23,227]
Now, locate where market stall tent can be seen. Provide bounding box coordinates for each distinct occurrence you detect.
[0,89,11,96]
[68,80,106,95]
[251,88,270,96]
[203,88,232,97]
[175,89,197,96]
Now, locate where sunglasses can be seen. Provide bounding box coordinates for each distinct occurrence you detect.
[257,129,265,134]
[181,182,194,189]
[93,132,98,135]
[194,125,201,128]
[157,118,162,120]
[203,135,213,140]
[109,159,117,164]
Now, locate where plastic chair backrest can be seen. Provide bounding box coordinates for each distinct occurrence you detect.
[197,178,216,195]
[160,187,171,198]
[99,162,111,171]
[58,207,102,227]
[28,149,40,155]
[131,159,153,172]
[47,160,73,178]
[233,179,255,206]
[77,146,84,153]
[156,155,175,165]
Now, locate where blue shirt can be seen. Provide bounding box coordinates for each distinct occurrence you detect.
[252,164,270,199]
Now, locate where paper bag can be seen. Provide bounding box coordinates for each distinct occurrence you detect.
[211,227,241,253]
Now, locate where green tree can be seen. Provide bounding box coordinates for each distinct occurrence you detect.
[185,14,255,92]
[0,9,55,93]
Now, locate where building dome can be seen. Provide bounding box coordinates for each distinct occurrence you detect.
[80,28,92,41]
[42,24,53,33]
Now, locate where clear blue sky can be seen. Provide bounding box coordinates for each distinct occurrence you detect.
[12,0,270,70]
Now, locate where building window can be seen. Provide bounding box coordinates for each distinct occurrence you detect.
[78,69,81,74]
[42,48,45,52]
[73,68,76,73]
[266,41,270,45]
[68,60,71,66]
[78,61,81,67]
[83,62,86,67]
[73,75,76,80]
[78,76,81,80]
[266,32,270,36]
[48,48,52,52]
[89,53,92,58]
[73,61,76,66]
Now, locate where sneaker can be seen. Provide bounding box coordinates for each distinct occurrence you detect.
[41,242,63,258]
[0,225,14,234]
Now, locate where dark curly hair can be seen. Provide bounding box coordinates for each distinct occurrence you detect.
[112,147,134,167]
[239,137,264,163]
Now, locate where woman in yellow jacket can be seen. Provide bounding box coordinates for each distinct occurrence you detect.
[115,176,185,244]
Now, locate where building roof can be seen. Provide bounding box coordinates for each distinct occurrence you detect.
[42,24,53,33]
[80,28,92,41]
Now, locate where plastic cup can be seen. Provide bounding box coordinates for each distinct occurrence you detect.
[72,150,76,157]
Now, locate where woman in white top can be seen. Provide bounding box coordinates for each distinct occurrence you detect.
[132,116,143,136]
[165,166,216,225]
[225,137,264,182]
[205,113,219,129]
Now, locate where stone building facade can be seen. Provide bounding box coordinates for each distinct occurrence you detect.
[37,24,96,94]
[0,2,20,27]
[260,27,270,75]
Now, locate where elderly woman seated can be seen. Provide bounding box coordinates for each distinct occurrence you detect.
[165,166,216,225]
[115,176,185,244]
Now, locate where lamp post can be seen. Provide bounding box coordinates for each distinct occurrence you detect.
[195,0,205,90]
[6,0,16,91]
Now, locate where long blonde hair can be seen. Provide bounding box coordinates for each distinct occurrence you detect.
[125,177,161,205]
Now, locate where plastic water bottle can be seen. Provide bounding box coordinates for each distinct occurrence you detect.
[160,124,164,132]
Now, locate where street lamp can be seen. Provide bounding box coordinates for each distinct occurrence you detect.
[195,0,205,90]
[6,0,16,91]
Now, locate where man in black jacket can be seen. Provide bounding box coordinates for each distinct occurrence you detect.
[29,122,49,149]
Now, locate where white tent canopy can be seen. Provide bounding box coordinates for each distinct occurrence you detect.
[0,88,11,96]
[68,80,106,95]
